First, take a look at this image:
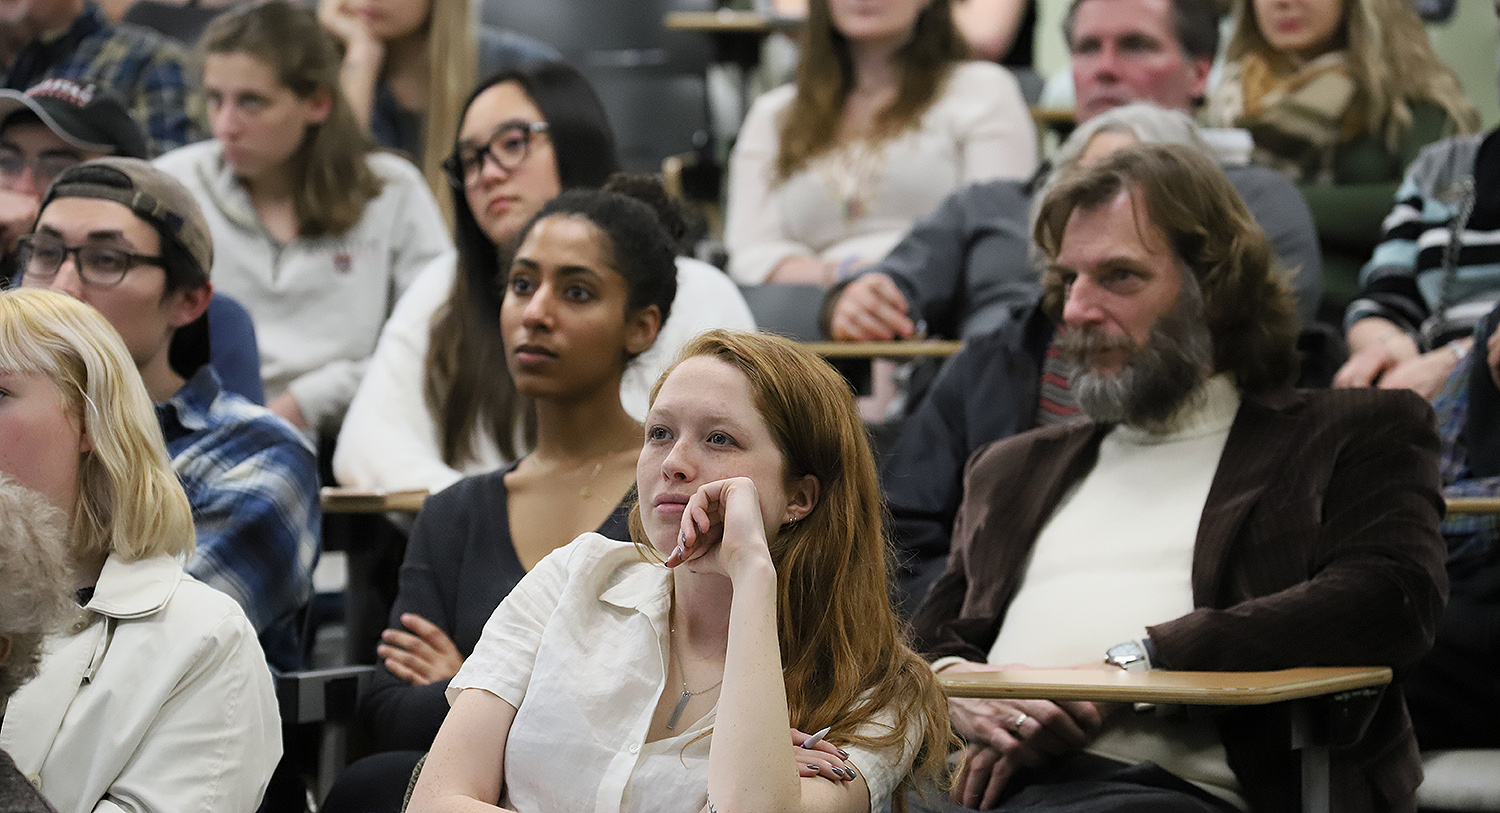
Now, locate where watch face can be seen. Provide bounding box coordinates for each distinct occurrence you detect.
[1107,642,1145,666]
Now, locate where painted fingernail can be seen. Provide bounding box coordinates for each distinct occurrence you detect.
[679,530,686,546]
[837,748,849,758]
[845,765,857,778]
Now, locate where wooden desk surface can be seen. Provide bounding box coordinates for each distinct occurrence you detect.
[1445,496,1500,515]
[320,487,429,514]
[803,340,963,359]
[940,666,1392,706]
[663,10,802,33]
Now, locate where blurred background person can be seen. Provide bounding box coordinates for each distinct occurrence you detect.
[157,0,452,443]
[1206,0,1478,313]
[724,0,1036,287]
[318,0,556,213]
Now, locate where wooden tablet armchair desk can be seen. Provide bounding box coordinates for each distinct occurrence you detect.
[938,666,1390,813]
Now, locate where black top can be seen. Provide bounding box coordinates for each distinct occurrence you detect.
[359,462,634,752]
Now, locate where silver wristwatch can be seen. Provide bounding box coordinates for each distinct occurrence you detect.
[1105,640,1151,671]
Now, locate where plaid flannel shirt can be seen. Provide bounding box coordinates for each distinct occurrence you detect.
[157,366,321,671]
[2,2,206,155]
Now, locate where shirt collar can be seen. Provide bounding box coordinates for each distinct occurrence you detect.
[598,547,674,619]
[156,365,221,438]
[85,553,182,619]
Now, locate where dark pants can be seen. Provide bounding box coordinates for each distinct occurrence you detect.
[906,753,1239,813]
[320,750,425,813]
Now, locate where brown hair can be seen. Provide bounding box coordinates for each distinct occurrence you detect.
[1034,143,1300,394]
[629,330,953,788]
[0,475,74,701]
[200,0,384,237]
[1226,0,1478,150]
[775,0,967,180]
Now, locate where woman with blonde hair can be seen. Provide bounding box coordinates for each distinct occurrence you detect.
[411,329,952,813]
[1206,0,1479,306]
[725,0,1037,287]
[318,0,558,210]
[0,289,279,813]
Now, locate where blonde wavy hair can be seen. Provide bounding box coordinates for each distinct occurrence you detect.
[0,475,75,701]
[1226,0,1478,149]
[420,0,479,223]
[628,330,954,790]
[0,289,195,563]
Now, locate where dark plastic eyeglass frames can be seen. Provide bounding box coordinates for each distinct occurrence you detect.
[16,235,165,288]
[443,120,550,189]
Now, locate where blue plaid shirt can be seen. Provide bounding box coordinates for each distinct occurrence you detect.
[2,2,206,156]
[157,367,321,671]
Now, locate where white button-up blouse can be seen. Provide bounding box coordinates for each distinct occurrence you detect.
[449,534,913,813]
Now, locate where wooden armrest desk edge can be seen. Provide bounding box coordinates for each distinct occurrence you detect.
[320,487,430,514]
[939,666,1392,706]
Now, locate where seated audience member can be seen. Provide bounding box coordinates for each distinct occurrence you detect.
[0,80,146,271]
[333,63,754,494]
[0,288,280,813]
[1334,13,1500,399]
[155,0,452,441]
[1400,304,1500,749]
[0,79,264,402]
[724,0,1036,287]
[317,0,557,208]
[322,177,680,812]
[910,144,1444,812]
[826,0,1323,342]
[880,103,1322,608]
[0,476,74,813]
[1205,0,1478,309]
[0,0,206,154]
[19,157,320,671]
[408,330,951,813]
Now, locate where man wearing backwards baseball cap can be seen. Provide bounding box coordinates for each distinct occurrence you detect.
[18,156,320,672]
[0,79,145,264]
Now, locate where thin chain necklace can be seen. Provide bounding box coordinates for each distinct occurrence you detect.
[665,621,723,730]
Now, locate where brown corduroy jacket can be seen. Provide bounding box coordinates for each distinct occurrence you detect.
[911,386,1448,813]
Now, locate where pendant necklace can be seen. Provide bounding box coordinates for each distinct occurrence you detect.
[665,624,723,730]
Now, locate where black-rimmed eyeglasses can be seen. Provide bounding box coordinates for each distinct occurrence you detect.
[442,121,549,189]
[16,234,165,288]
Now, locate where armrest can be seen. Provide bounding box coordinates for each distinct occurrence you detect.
[274,664,378,725]
[321,487,428,514]
[938,666,1391,705]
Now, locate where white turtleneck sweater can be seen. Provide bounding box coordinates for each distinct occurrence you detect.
[987,374,1248,809]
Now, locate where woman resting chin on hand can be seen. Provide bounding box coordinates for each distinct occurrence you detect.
[408,330,953,813]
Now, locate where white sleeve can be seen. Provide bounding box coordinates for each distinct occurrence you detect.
[333,255,474,492]
[724,87,813,285]
[448,539,580,709]
[947,62,1038,184]
[377,155,455,303]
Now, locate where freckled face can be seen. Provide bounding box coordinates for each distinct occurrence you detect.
[637,356,796,556]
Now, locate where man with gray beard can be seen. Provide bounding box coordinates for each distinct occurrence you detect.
[910,144,1447,813]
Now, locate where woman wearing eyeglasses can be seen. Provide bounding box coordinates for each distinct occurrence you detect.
[332,62,754,495]
[153,0,453,440]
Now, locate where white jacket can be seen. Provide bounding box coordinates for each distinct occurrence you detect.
[154,141,454,431]
[0,554,281,813]
[332,255,757,493]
